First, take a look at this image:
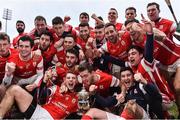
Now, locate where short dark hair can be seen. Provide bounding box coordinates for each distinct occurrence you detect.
[127,45,144,54]
[78,62,94,73]
[109,8,118,15]
[125,7,136,13]
[16,20,25,26]
[0,32,10,43]
[64,34,75,40]
[79,12,89,19]
[104,23,116,30]
[18,35,34,48]
[34,15,47,24]
[79,22,89,28]
[52,16,64,25]
[95,24,104,29]
[66,48,79,58]
[120,67,134,76]
[40,30,54,42]
[147,2,160,11]
[124,19,139,26]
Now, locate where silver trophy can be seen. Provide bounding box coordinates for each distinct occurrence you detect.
[77,85,90,115]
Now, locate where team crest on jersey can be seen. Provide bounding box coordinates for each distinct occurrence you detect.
[99,85,104,89]
[26,63,30,69]
[159,25,163,30]
[19,66,23,69]
[33,62,37,67]
[72,98,76,103]
[65,96,69,100]
[121,40,125,46]
[134,89,138,94]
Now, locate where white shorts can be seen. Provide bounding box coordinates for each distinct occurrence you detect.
[159,58,180,73]
[106,112,125,120]
[31,105,54,120]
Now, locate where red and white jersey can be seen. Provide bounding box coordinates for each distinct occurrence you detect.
[153,37,180,65]
[52,46,66,65]
[94,70,120,97]
[12,32,27,48]
[43,85,78,119]
[129,58,175,103]
[0,48,18,82]
[6,52,44,86]
[99,31,131,60]
[154,18,176,40]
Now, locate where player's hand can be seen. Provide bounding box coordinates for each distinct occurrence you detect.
[25,83,37,92]
[60,83,68,93]
[79,50,85,61]
[6,62,16,75]
[54,39,64,49]
[134,73,147,84]
[64,15,71,23]
[141,14,153,34]
[43,69,53,83]
[116,93,125,103]
[91,13,97,19]
[89,85,97,95]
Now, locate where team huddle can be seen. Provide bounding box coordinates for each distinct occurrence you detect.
[0,1,180,119]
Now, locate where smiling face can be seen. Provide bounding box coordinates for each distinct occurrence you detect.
[18,40,32,59]
[64,72,77,91]
[147,4,160,21]
[79,26,90,40]
[63,36,75,50]
[104,25,118,43]
[108,9,118,24]
[128,48,143,67]
[120,70,134,89]
[126,22,141,41]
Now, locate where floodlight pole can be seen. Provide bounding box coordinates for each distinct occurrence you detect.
[2,8,12,33]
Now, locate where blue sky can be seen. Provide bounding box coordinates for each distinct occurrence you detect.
[0,0,179,41]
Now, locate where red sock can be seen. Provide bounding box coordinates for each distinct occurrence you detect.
[81,114,93,120]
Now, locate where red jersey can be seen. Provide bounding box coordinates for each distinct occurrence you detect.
[43,85,78,119]
[129,59,175,103]
[94,70,120,97]
[52,46,66,65]
[154,18,176,40]
[115,22,124,31]
[0,48,18,82]
[76,36,87,52]
[7,52,44,86]
[100,31,131,60]
[41,44,57,70]
[12,33,27,48]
